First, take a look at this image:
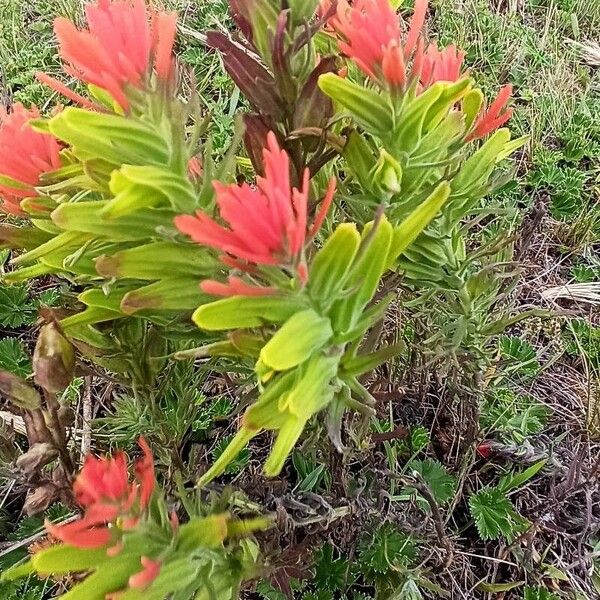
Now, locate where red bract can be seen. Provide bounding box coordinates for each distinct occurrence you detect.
[325,0,428,87]
[42,0,177,109]
[129,557,162,590]
[201,276,279,298]
[466,84,513,141]
[0,104,61,216]
[175,132,335,296]
[420,43,466,87]
[45,438,155,549]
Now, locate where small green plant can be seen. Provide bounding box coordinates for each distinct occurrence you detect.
[481,387,551,444]
[469,487,528,541]
[0,337,31,376]
[500,336,540,377]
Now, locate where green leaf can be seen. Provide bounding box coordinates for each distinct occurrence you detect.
[499,336,540,377]
[51,202,174,241]
[318,73,394,135]
[120,278,207,314]
[212,434,250,475]
[95,242,216,280]
[32,545,110,574]
[314,544,348,591]
[0,339,32,377]
[193,296,307,331]
[257,309,333,375]
[477,581,524,593]
[451,128,511,195]
[48,108,170,167]
[177,514,228,551]
[309,223,361,307]
[0,285,36,327]
[388,181,451,265]
[343,131,378,191]
[59,554,142,600]
[341,341,405,378]
[330,216,393,333]
[358,524,416,574]
[498,460,547,494]
[408,459,456,504]
[523,586,560,600]
[117,558,201,600]
[104,165,197,218]
[462,89,483,130]
[469,488,528,541]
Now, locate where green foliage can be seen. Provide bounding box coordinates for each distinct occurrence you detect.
[523,586,560,600]
[0,285,35,327]
[0,337,31,376]
[564,318,600,369]
[314,544,350,591]
[529,149,588,220]
[469,488,528,541]
[292,451,331,492]
[407,459,456,505]
[481,387,551,443]
[571,262,600,283]
[212,434,250,475]
[499,336,540,377]
[358,524,417,576]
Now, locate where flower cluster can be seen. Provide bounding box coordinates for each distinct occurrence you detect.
[38,0,177,110]
[45,438,154,549]
[175,132,336,296]
[323,0,512,140]
[0,104,61,216]
[323,0,427,88]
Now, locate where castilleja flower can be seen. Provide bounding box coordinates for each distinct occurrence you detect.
[466,84,513,141]
[323,0,428,87]
[420,43,466,87]
[129,557,162,590]
[175,132,336,296]
[0,104,61,216]
[45,438,155,549]
[38,0,177,110]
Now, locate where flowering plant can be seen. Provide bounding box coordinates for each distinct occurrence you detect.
[0,2,525,588]
[3,439,267,599]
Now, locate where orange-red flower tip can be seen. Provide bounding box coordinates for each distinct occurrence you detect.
[0,103,61,215]
[466,84,514,141]
[129,557,161,590]
[44,437,156,550]
[328,0,429,88]
[51,0,177,109]
[135,437,155,509]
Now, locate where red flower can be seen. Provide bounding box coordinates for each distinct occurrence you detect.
[129,557,161,590]
[175,132,335,296]
[0,104,61,216]
[326,0,428,87]
[41,0,177,109]
[420,43,466,87]
[45,438,155,549]
[466,84,513,141]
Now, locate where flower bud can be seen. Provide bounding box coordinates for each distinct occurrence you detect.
[370,149,403,196]
[33,322,75,393]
